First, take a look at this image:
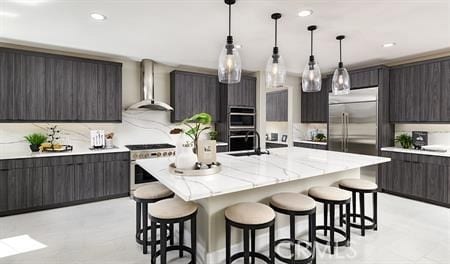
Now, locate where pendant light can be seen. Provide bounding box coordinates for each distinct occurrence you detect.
[218,0,241,84]
[265,13,286,88]
[332,35,350,95]
[301,25,321,92]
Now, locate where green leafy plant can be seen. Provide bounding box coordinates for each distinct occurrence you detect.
[24,133,48,146]
[395,134,413,149]
[315,133,326,142]
[179,113,212,152]
[208,131,218,141]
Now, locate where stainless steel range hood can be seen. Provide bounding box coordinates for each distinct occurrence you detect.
[127,59,173,111]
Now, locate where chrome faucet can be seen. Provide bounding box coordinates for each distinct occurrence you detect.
[245,131,269,155]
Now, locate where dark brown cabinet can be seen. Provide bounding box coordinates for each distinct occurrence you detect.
[0,152,130,216]
[266,90,288,121]
[293,142,328,150]
[227,76,257,107]
[390,57,450,122]
[0,47,122,122]
[170,71,219,122]
[380,151,449,206]
[301,76,329,123]
[349,68,379,89]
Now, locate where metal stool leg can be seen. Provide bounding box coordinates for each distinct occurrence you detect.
[226,221,231,264]
[136,201,141,239]
[339,204,343,227]
[352,191,356,222]
[251,229,256,264]
[360,192,365,236]
[330,204,335,255]
[142,202,148,254]
[373,192,378,231]
[290,215,296,263]
[269,224,275,264]
[170,223,174,245]
[311,212,316,264]
[179,221,184,257]
[191,215,197,264]
[323,203,328,236]
[150,220,156,264]
[160,223,167,264]
[346,202,351,246]
[243,227,250,264]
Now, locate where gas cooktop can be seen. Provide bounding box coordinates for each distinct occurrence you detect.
[125,143,175,151]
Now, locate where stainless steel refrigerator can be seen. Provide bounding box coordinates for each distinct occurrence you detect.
[328,87,378,156]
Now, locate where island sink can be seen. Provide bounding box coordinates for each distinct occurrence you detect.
[228,151,270,157]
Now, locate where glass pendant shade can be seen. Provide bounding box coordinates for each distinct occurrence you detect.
[266,54,286,88]
[332,67,350,95]
[218,44,241,84]
[301,60,322,92]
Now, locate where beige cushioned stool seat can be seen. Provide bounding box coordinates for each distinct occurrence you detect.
[225,202,275,225]
[270,192,316,212]
[149,197,198,219]
[339,178,378,191]
[309,186,351,201]
[134,182,173,200]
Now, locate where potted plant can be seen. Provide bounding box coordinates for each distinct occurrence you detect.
[395,133,413,149]
[24,133,48,152]
[315,133,327,142]
[182,112,212,153]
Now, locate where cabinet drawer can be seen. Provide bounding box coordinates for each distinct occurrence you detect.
[73,154,105,164]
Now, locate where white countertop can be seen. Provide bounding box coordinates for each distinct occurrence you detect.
[294,140,328,146]
[381,147,450,158]
[266,140,288,145]
[0,146,130,160]
[216,141,228,146]
[137,147,390,201]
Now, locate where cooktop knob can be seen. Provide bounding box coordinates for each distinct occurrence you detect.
[156,152,161,157]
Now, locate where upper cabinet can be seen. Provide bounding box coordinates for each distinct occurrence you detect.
[225,76,257,107]
[0,48,122,122]
[301,76,329,123]
[266,90,288,121]
[170,70,219,122]
[348,67,379,89]
[390,57,450,122]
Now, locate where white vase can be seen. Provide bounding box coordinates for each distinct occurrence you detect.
[175,136,197,169]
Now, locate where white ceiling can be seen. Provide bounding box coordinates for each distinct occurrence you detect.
[1,0,449,73]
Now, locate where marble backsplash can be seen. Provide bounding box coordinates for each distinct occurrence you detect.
[0,110,213,154]
[293,123,327,141]
[395,124,450,146]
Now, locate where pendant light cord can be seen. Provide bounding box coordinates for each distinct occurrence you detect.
[228,3,231,36]
[274,19,278,47]
[339,39,342,63]
[310,30,313,56]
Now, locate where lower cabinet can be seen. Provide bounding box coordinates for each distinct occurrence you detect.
[217,145,229,153]
[266,142,287,149]
[294,142,328,150]
[0,152,130,216]
[379,151,449,206]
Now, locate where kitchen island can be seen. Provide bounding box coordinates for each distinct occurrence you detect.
[137,147,390,263]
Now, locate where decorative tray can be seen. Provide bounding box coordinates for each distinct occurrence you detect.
[42,145,73,153]
[169,162,222,176]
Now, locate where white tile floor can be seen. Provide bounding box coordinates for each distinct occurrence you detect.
[0,193,448,264]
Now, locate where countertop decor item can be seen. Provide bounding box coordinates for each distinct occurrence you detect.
[105,132,114,149]
[41,144,73,152]
[90,130,105,149]
[181,112,212,154]
[197,140,217,165]
[218,0,241,84]
[315,133,327,142]
[24,133,48,152]
[412,131,427,149]
[395,133,413,149]
[332,35,350,95]
[302,25,321,92]
[47,125,61,146]
[169,162,222,176]
[175,141,198,170]
[266,13,286,88]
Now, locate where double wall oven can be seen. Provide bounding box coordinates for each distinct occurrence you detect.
[228,106,256,151]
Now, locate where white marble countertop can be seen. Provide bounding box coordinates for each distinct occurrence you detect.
[216,141,228,146]
[266,140,288,145]
[381,147,450,158]
[294,140,328,146]
[137,147,390,201]
[0,146,130,160]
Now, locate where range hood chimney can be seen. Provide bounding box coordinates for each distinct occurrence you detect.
[127,59,174,111]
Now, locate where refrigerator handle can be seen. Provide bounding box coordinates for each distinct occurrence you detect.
[341,113,345,152]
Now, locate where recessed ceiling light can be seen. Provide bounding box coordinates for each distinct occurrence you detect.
[0,11,19,18]
[383,42,396,48]
[90,13,106,21]
[298,10,313,17]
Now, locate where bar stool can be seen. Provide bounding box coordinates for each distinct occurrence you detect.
[149,197,198,264]
[308,186,351,255]
[270,193,316,264]
[225,202,276,264]
[338,179,378,236]
[133,183,174,254]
